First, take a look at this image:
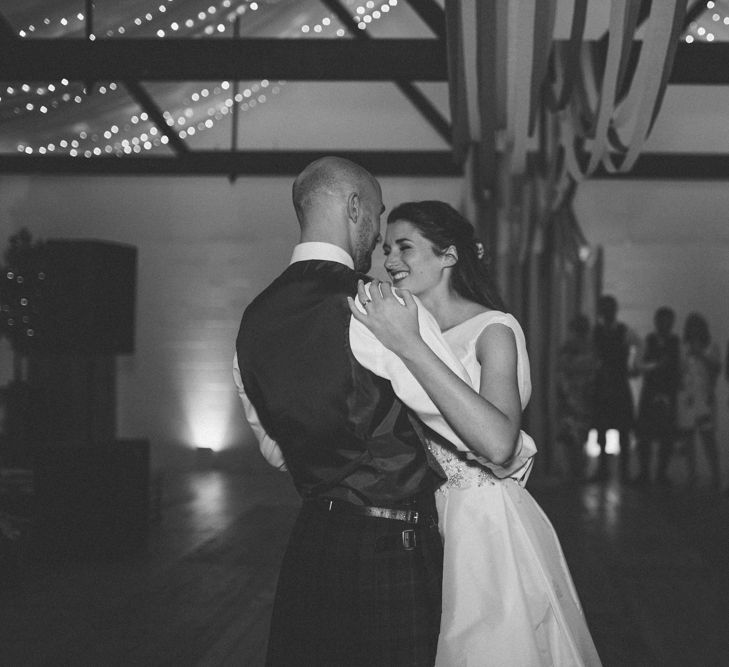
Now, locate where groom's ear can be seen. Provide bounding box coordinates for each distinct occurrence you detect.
[346,192,360,223]
[441,245,458,268]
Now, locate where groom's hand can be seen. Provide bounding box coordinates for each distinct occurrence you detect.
[347,279,421,356]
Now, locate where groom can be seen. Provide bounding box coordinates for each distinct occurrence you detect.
[235,156,465,666]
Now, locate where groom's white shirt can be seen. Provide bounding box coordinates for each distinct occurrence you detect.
[234,241,535,478]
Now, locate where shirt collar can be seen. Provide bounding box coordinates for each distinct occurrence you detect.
[290,242,354,270]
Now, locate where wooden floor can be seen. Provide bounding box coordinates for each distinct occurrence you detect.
[2,454,729,667]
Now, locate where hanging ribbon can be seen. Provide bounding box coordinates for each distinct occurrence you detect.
[583,0,639,174]
[601,1,686,172]
[475,0,501,192]
[545,0,588,112]
[561,0,686,179]
[445,0,471,165]
[445,0,684,183]
[528,0,558,134]
[501,0,557,174]
[446,0,557,179]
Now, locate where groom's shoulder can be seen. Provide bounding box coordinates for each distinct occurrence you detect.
[280,260,368,293]
[353,270,372,282]
[244,262,367,315]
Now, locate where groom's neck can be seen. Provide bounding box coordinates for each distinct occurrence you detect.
[299,223,350,253]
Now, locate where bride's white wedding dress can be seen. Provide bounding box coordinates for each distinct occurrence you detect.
[429,311,601,666]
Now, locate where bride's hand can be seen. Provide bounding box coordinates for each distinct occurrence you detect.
[347,279,422,356]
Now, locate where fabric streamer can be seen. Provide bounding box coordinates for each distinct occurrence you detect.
[560,0,686,179]
[445,0,686,182]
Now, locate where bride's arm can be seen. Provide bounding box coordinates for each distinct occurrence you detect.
[348,281,521,465]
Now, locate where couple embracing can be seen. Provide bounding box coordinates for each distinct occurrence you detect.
[234,157,601,666]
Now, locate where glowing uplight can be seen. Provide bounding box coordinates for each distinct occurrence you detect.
[585,430,600,458]
[585,429,621,457]
[184,398,235,451]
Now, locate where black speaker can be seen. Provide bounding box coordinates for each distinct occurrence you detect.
[37,239,136,354]
[32,439,150,560]
[28,353,117,446]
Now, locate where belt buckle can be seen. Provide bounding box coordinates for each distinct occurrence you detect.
[401,529,417,551]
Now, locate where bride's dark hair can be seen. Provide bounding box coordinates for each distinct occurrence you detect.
[387,201,506,311]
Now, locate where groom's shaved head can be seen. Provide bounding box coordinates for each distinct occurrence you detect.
[292,156,375,225]
[291,156,383,272]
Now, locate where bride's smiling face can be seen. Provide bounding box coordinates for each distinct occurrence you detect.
[383,220,446,296]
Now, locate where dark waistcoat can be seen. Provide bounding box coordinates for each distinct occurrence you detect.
[642,332,680,396]
[595,322,630,380]
[236,260,442,506]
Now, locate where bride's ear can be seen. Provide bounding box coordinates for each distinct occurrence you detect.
[441,245,458,268]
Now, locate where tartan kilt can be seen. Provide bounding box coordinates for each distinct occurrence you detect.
[265,499,443,667]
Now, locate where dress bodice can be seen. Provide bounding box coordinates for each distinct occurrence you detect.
[427,311,532,494]
[428,433,500,492]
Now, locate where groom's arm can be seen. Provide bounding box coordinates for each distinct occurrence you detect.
[233,353,288,471]
[232,299,460,474]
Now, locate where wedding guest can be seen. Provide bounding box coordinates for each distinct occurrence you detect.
[556,314,598,482]
[634,307,680,486]
[676,313,721,491]
[591,295,641,482]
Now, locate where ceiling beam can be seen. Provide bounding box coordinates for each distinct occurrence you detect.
[593,153,729,180]
[665,42,729,85]
[591,39,729,86]
[3,151,729,180]
[0,38,726,84]
[0,38,447,81]
[0,151,462,176]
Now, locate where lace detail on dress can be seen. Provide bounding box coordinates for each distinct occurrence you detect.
[428,438,497,495]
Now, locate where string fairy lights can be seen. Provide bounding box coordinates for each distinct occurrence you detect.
[2,0,403,157]
[684,0,729,42]
[353,0,397,31]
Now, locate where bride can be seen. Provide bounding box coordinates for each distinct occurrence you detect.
[348,201,601,666]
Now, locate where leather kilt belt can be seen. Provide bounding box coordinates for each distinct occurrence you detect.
[310,496,439,551]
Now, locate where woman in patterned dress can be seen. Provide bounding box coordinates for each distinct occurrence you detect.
[676,312,721,490]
